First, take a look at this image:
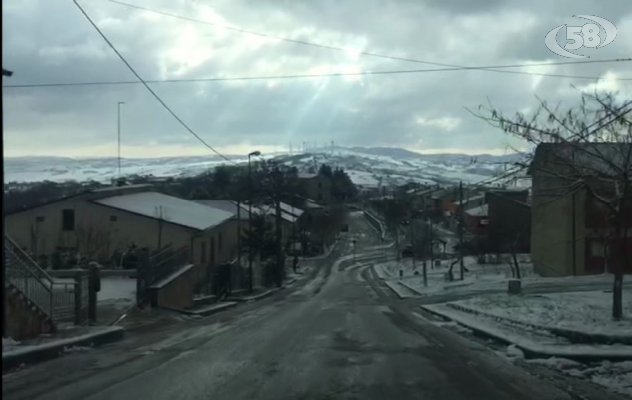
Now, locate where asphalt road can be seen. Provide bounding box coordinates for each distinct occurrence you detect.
[2,211,624,400]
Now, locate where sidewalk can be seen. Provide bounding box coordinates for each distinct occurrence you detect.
[421,301,632,362]
[2,325,125,372]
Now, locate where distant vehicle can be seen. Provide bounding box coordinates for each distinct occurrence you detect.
[401,245,413,258]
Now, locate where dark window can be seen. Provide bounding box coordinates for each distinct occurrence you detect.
[62,209,75,231]
[210,237,216,264]
[218,232,223,252]
[36,216,45,222]
[200,242,207,264]
[318,182,322,189]
[110,215,118,222]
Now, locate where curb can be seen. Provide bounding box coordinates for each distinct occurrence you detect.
[227,280,296,303]
[2,326,125,372]
[420,305,632,363]
[164,302,238,317]
[445,302,632,346]
[383,280,409,300]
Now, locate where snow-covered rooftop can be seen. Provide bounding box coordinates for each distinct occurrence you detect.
[465,204,489,217]
[279,202,304,217]
[454,194,485,205]
[96,192,234,231]
[297,172,318,179]
[194,200,253,220]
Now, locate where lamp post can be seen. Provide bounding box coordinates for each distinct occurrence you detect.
[247,150,261,293]
[117,101,125,179]
[2,68,14,338]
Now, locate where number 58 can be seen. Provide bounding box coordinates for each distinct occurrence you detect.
[565,23,602,50]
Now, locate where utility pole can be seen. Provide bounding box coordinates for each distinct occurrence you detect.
[117,101,125,179]
[459,181,465,280]
[429,217,434,270]
[2,68,14,339]
[247,151,261,293]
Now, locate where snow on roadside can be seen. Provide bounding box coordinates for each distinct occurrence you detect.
[452,290,632,337]
[98,277,137,309]
[526,359,632,397]
[3,337,20,353]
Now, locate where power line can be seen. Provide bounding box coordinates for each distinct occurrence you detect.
[72,0,235,164]
[109,0,631,81]
[470,102,632,188]
[4,58,631,89]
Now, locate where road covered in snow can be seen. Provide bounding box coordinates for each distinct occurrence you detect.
[2,212,624,400]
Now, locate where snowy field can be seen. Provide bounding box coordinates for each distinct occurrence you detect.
[452,290,632,337]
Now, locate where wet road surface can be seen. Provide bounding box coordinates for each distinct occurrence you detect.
[2,212,623,400]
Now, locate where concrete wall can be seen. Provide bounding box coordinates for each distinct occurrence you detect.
[531,172,581,276]
[5,287,55,340]
[150,265,195,310]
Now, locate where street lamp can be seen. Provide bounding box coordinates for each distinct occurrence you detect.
[247,150,261,293]
[117,101,125,179]
[2,68,13,339]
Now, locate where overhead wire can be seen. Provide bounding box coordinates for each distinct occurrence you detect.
[108,0,631,81]
[72,0,236,164]
[4,58,631,89]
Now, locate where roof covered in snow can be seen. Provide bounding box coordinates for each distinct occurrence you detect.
[194,200,253,220]
[258,203,299,223]
[279,202,304,217]
[95,192,235,231]
[297,172,319,179]
[465,204,489,217]
[454,194,485,205]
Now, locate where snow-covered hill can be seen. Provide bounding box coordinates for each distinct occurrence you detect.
[3,147,530,187]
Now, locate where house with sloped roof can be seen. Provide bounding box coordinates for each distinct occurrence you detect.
[4,184,240,297]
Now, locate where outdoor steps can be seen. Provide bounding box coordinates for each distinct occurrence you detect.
[5,283,56,339]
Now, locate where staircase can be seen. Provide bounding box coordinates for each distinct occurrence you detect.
[4,236,76,338]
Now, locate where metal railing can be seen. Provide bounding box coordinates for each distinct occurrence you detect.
[148,245,189,285]
[4,236,86,326]
[137,244,190,304]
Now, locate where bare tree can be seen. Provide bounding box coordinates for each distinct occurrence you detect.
[255,160,299,287]
[476,91,632,319]
[75,223,115,264]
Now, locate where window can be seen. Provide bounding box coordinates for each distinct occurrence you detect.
[218,232,223,252]
[110,215,118,222]
[36,216,45,222]
[210,237,216,264]
[62,209,75,231]
[200,242,207,264]
[318,182,322,189]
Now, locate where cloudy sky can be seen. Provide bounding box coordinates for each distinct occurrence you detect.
[2,0,631,158]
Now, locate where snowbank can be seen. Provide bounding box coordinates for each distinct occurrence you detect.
[452,290,632,337]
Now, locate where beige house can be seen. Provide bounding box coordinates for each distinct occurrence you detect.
[4,184,239,285]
